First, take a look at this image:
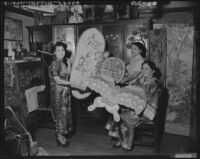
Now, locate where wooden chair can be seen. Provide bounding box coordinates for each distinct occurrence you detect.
[134,86,169,153]
[4,106,39,156]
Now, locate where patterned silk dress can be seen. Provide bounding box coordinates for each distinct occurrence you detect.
[119,76,161,150]
[49,59,73,135]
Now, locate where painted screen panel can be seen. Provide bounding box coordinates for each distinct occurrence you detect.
[153,24,194,136]
[165,26,194,136]
[149,29,167,86]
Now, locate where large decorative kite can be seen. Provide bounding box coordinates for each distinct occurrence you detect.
[70,27,105,99]
[70,28,147,121]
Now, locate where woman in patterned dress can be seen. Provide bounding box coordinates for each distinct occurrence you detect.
[121,42,147,84]
[49,42,77,147]
[113,60,161,151]
[106,42,147,140]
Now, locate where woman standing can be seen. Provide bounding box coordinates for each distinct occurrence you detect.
[113,60,161,151]
[49,42,76,147]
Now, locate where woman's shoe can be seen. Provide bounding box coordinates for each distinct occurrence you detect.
[56,138,70,147]
[56,134,70,147]
[112,142,121,149]
[122,145,133,152]
[123,148,132,152]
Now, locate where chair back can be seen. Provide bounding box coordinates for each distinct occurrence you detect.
[154,85,169,136]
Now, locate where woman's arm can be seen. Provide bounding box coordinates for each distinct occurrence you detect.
[143,80,160,120]
[67,59,72,73]
[49,61,76,87]
[54,76,73,85]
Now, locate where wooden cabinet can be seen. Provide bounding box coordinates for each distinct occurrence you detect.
[26,25,52,52]
[4,61,48,123]
[26,25,53,108]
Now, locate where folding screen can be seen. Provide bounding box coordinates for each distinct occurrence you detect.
[153,24,195,136]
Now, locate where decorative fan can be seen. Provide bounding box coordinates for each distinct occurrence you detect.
[101,57,125,83]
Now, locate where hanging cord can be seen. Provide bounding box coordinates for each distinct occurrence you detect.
[40,50,52,68]
[40,40,56,68]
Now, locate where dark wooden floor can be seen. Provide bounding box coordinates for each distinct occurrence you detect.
[34,118,196,156]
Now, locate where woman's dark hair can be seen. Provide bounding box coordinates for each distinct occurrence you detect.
[131,42,146,58]
[142,60,161,79]
[52,41,72,66]
[52,41,67,53]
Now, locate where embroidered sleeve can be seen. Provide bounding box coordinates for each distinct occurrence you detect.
[143,79,160,120]
[49,61,61,78]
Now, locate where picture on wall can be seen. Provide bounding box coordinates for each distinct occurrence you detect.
[83,5,95,22]
[4,17,23,41]
[116,5,130,20]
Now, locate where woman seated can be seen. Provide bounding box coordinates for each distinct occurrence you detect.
[112,60,161,151]
[105,42,147,140]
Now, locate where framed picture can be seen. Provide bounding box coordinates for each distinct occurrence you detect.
[83,5,95,22]
[102,5,115,21]
[116,5,130,20]
[4,17,23,41]
[53,11,68,24]
[94,5,104,21]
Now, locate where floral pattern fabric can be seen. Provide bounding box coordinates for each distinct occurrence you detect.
[49,59,73,135]
[118,76,161,150]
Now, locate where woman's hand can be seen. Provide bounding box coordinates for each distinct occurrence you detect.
[67,59,72,67]
[70,81,79,88]
[119,78,126,84]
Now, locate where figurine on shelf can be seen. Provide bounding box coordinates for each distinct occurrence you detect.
[15,41,24,60]
[68,4,83,23]
[8,42,15,61]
